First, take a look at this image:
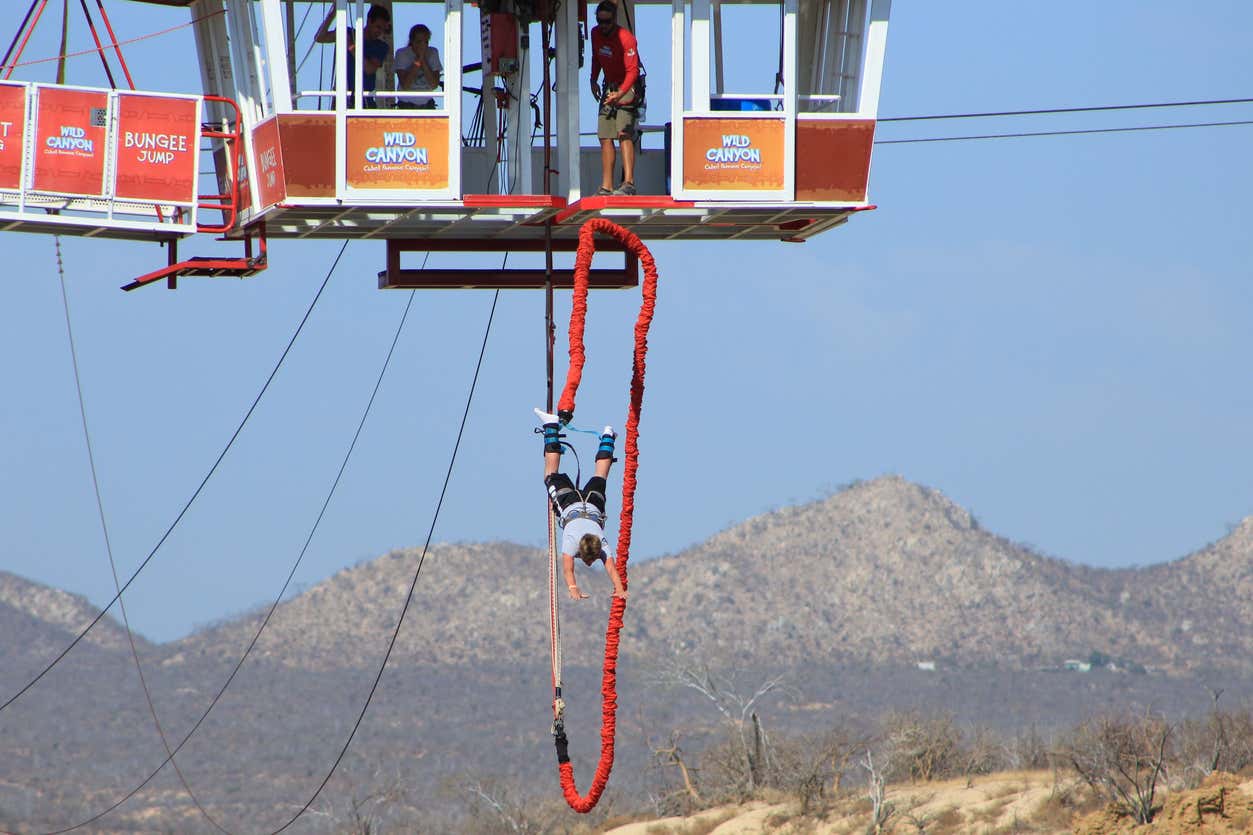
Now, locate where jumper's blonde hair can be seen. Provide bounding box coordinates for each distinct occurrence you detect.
[578,533,603,562]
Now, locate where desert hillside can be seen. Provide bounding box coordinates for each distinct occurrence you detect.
[0,570,144,662]
[603,771,1253,835]
[3,476,1253,832]
[164,476,1253,675]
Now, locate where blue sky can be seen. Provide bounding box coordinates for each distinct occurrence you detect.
[1,2,1251,642]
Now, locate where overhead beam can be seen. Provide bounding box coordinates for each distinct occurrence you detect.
[379,269,639,290]
[379,237,637,289]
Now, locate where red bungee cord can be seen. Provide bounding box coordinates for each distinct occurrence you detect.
[550,218,659,813]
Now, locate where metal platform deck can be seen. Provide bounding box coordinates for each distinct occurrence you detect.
[231,195,869,244]
[0,210,189,242]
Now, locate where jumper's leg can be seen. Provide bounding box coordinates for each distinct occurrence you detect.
[593,426,617,479]
[537,409,564,477]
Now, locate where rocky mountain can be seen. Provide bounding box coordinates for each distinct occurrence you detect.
[169,540,614,670]
[637,478,1252,673]
[632,476,1136,669]
[0,570,145,669]
[163,476,1253,676]
[4,477,1253,832]
[1114,516,1253,667]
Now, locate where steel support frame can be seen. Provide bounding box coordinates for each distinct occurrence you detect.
[256,0,293,112]
[379,237,638,290]
[502,4,533,196]
[858,0,891,116]
[554,0,581,202]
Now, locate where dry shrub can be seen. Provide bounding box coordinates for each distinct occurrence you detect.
[1062,711,1174,824]
[1175,702,1253,786]
[646,731,704,818]
[697,731,758,803]
[961,726,1005,777]
[452,776,608,835]
[882,712,966,782]
[767,726,862,813]
[1001,725,1052,772]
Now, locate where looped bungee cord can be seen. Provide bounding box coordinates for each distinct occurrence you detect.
[548,218,659,814]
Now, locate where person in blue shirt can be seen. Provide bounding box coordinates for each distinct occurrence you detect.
[536,409,628,601]
[315,4,391,109]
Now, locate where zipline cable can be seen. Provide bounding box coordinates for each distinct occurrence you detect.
[268,280,503,835]
[25,41,203,832]
[0,1,42,73]
[296,0,328,75]
[877,119,1253,145]
[52,237,230,834]
[2,6,225,72]
[86,0,138,91]
[0,0,50,79]
[28,255,428,835]
[879,96,1253,123]
[0,240,349,719]
[291,0,316,42]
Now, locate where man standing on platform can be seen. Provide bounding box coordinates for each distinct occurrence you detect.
[590,1,642,196]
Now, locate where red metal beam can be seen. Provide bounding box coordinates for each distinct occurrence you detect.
[462,194,568,209]
[120,257,266,291]
[552,195,696,226]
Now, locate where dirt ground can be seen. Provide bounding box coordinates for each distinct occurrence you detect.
[1072,772,1253,834]
[603,770,1253,834]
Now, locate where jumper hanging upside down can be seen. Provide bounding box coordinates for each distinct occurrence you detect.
[536,409,629,601]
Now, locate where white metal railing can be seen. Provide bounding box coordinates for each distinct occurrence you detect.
[293,89,448,109]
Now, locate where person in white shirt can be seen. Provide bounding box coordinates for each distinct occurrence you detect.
[394,24,442,109]
[535,409,628,601]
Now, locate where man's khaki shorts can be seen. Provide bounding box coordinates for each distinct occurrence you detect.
[598,87,638,141]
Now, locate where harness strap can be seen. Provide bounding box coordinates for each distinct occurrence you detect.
[561,504,606,527]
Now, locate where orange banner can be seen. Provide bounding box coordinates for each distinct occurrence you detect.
[32,87,109,197]
[683,117,785,191]
[796,118,875,203]
[251,116,285,209]
[276,114,334,198]
[0,84,26,190]
[113,94,198,203]
[346,116,449,190]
